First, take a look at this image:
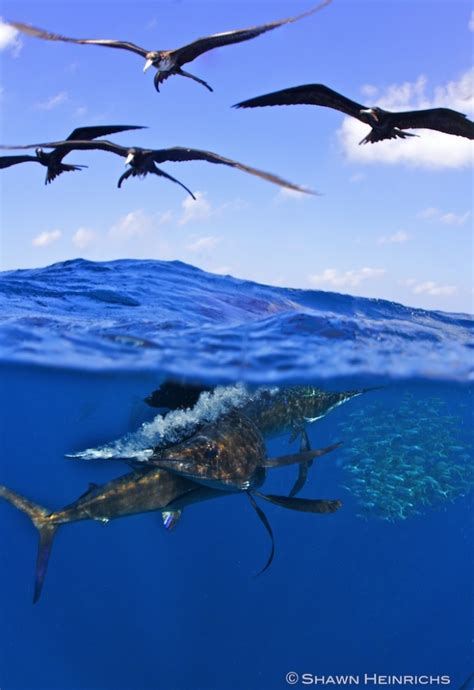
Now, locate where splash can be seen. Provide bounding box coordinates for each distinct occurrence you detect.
[69,383,271,462]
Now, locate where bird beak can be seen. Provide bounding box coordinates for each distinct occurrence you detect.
[125,153,134,166]
[143,58,154,73]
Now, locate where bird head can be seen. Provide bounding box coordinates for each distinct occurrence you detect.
[360,107,383,123]
[143,52,160,72]
[125,148,137,166]
[35,147,48,163]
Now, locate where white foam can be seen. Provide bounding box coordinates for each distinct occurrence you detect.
[69,383,270,462]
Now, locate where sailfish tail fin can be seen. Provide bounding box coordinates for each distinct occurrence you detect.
[0,485,59,603]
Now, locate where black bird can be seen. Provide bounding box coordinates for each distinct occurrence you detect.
[8,1,331,93]
[234,84,474,144]
[0,138,317,195]
[0,125,145,184]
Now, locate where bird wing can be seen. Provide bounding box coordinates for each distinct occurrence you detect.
[234,83,366,118]
[43,126,145,163]
[391,108,474,139]
[0,139,129,156]
[52,140,131,157]
[151,147,318,194]
[170,0,331,65]
[8,21,148,57]
[65,125,146,141]
[0,155,40,168]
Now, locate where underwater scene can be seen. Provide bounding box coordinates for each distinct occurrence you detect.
[0,259,472,690]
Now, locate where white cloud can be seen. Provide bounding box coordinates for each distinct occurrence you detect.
[179,192,212,226]
[438,210,471,226]
[109,210,153,239]
[412,281,457,296]
[417,207,439,220]
[360,84,378,99]
[469,11,474,32]
[32,230,62,247]
[0,19,22,56]
[35,91,68,111]
[417,207,471,226]
[72,227,96,249]
[377,231,410,245]
[186,235,221,253]
[338,70,474,169]
[157,210,173,225]
[308,267,386,289]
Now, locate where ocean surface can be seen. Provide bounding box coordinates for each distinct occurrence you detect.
[0,259,472,690]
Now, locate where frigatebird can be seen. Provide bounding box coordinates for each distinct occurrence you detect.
[234,84,474,144]
[7,1,331,93]
[0,138,317,195]
[0,125,144,184]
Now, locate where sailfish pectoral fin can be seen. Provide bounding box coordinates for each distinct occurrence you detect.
[288,463,309,498]
[288,423,304,444]
[288,429,313,497]
[246,492,275,575]
[177,68,213,92]
[263,441,342,468]
[254,492,342,514]
[300,428,311,452]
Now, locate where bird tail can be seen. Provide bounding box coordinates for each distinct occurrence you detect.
[0,484,59,603]
[359,128,418,145]
[45,163,87,185]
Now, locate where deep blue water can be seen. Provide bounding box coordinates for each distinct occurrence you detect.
[0,259,472,690]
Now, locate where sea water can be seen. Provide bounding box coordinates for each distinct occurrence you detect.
[0,259,472,690]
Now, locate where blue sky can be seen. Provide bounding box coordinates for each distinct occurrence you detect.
[0,0,472,313]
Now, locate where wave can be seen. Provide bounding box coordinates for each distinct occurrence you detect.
[0,258,472,383]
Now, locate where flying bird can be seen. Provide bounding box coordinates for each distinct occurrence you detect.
[0,125,145,184]
[7,1,331,93]
[0,138,317,195]
[234,84,474,144]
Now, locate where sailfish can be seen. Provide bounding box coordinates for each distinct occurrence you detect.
[0,414,341,602]
[145,382,379,496]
